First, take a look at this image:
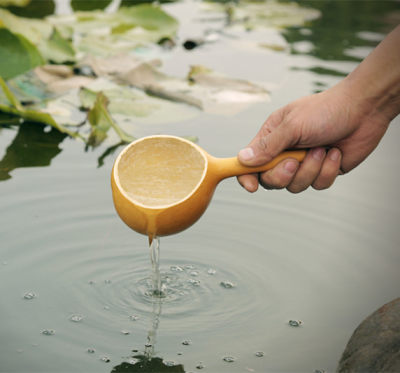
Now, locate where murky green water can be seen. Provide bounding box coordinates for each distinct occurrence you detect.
[1,1,400,372]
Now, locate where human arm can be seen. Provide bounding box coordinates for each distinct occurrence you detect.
[237,25,400,193]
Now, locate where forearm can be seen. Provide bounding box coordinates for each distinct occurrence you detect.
[344,25,400,121]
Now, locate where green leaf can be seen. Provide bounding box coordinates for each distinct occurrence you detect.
[40,27,75,63]
[0,76,81,139]
[0,28,44,79]
[120,4,178,34]
[87,92,134,147]
[3,0,55,19]
[0,0,30,6]
[71,0,112,11]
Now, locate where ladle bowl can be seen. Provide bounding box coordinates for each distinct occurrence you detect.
[111,135,306,238]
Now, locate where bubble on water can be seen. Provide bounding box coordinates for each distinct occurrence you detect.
[177,352,183,356]
[196,362,205,369]
[100,356,110,363]
[190,271,199,277]
[220,281,236,289]
[288,320,302,327]
[188,279,200,286]
[185,265,195,270]
[41,329,55,336]
[23,292,36,300]
[87,348,96,354]
[314,370,326,373]
[132,349,139,353]
[223,356,236,362]
[145,343,153,348]
[170,265,184,272]
[182,340,192,346]
[104,279,112,284]
[254,351,264,357]
[69,314,83,322]
[121,330,130,335]
[207,268,216,275]
[164,361,177,367]
[129,315,139,321]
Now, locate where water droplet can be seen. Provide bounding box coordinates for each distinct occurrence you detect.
[132,349,139,353]
[170,265,184,272]
[23,292,36,300]
[314,370,326,373]
[41,329,55,336]
[69,314,83,322]
[190,271,199,277]
[129,315,139,321]
[182,340,192,346]
[145,343,153,348]
[87,348,96,354]
[220,281,235,289]
[188,279,200,286]
[288,320,302,327]
[207,268,216,275]
[185,265,195,270]
[223,356,235,362]
[177,352,183,356]
[164,361,177,367]
[196,362,205,369]
[104,279,112,284]
[121,330,130,335]
[103,306,110,310]
[254,351,264,357]
[100,356,110,363]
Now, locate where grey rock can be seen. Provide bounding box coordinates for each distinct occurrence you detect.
[337,298,400,373]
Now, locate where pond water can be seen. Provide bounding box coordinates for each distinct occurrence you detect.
[1,1,400,372]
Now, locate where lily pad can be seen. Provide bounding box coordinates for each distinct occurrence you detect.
[0,28,44,79]
[39,27,76,64]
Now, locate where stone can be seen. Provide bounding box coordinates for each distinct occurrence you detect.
[337,298,400,373]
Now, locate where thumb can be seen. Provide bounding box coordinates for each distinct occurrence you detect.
[238,121,295,166]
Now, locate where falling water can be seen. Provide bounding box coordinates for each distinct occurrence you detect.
[149,236,163,296]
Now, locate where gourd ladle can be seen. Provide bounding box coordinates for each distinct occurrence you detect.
[111,135,306,240]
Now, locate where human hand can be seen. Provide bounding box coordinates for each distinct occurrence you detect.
[237,79,391,193]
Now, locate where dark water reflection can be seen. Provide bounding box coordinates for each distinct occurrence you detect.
[112,356,185,373]
[0,121,66,181]
[282,0,399,62]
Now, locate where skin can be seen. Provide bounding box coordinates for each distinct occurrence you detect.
[237,25,400,193]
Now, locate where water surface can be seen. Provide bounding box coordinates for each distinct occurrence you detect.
[1,1,399,372]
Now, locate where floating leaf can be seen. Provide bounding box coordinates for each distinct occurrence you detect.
[3,0,55,19]
[120,62,269,115]
[0,0,30,7]
[87,92,134,147]
[71,0,112,12]
[0,77,81,138]
[39,27,76,64]
[0,28,44,79]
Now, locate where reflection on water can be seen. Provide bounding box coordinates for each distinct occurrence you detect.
[282,0,399,62]
[0,121,66,181]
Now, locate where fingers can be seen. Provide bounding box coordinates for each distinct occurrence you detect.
[237,174,259,193]
[287,147,326,193]
[312,148,342,190]
[238,109,298,167]
[239,147,342,193]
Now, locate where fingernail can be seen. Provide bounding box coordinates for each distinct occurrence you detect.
[312,147,325,161]
[238,147,254,161]
[284,160,297,174]
[329,149,340,161]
